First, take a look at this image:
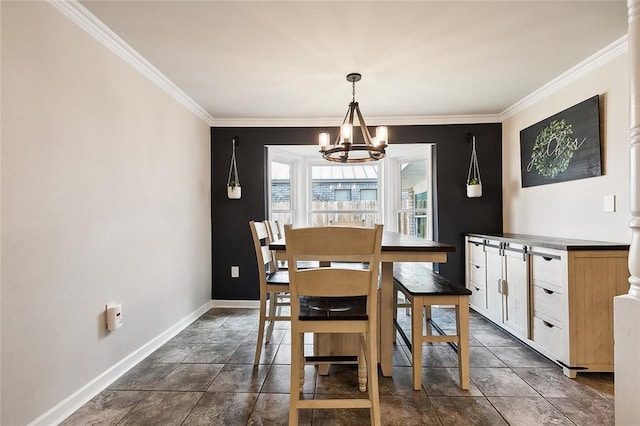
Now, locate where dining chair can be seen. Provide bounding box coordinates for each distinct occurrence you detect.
[266,219,282,241]
[266,219,287,270]
[249,220,290,365]
[284,224,383,426]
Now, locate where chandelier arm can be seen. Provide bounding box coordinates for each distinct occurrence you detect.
[354,103,374,146]
[334,106,352,147]
[348,102,356,127]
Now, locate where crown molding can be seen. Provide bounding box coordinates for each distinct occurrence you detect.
[48,0,626,129]
[48,0,215,126]
[212,114,502,128]
[501,35,628,120]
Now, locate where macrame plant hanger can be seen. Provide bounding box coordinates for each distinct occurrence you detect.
[227,137,241,199]
[466,134,482,198]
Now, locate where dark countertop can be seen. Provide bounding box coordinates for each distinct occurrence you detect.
[467,232,629,251]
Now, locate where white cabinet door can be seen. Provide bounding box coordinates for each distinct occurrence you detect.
[503,248,529,339]
[484,244,504,324]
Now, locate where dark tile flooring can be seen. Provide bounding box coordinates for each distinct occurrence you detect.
[62,307,614,425]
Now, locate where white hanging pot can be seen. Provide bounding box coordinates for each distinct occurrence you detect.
[466,134,483,198]
[227,185,241,199]
[466,183,482,198]
[227,137,241,200]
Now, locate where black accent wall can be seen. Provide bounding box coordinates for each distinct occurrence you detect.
[211,124,502,300]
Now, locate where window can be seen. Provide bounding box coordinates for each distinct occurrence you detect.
[360,189,377,201]
[266,144,433,235]
[397,158,433,239]
[269,161,293,225]
[309,164,381,227]
[334,189,352,201]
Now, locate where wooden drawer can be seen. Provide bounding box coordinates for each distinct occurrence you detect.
[532,316,564,360]
[532,284,565,326]
[468,283,486,310]
[468,239,485,264]
[531,249,566,292]
[469,262,485,284]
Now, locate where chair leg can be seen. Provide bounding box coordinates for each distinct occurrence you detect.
[298,334,305,392]
[411,299,423,391]
[254,295,267,366]
[457,298,470,390]
[405,293,411,316]
[316,333,331,375]
[393,291,398,344]
[289,328,302,425]
[358,337,367,392]
[265,292,277,343]
[424,305,432,336]
[365,331,381,426]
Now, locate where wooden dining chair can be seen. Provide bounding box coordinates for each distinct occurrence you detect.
[284,224,383,426]
[249,220,290,365]
[266,219,282,241]
[266,219,287,269]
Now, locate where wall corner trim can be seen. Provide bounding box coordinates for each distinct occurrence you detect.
[501,35,628,120]
[47,0,215,126]
[28,300,214,426]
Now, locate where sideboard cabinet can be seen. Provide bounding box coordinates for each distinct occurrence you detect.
[465,233,629,378]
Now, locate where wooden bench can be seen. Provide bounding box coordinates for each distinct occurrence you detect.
[393,263,471,391]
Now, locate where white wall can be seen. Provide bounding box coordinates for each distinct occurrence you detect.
[502,53,630,243]
[1,2,211,424]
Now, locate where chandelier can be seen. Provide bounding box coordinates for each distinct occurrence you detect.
[319,73,388,163]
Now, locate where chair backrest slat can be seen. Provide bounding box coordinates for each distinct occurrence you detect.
[294,268,371,297]
[284,224,383,300]
[266,220,282,241]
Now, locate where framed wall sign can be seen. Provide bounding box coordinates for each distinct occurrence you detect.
[520,95,602,188]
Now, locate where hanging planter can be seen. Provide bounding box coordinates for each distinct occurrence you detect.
[227,137,241,199]
[466,134,482,198]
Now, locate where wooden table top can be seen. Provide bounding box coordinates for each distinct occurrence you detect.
[270,230,455,253]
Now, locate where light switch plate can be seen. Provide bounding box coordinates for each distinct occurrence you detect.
[604,195,616,213]
[231,266,239,278]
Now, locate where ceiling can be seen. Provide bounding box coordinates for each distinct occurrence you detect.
[78,1,628,126]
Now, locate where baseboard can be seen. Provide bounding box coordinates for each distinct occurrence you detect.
[30,300,214,426]
[211,299,260,309]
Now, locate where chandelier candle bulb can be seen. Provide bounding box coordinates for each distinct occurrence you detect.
[376,126,388,145]
[319,133,330,151]
[342,123,352,144]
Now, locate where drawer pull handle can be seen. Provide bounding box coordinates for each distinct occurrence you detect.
[542,320,554,328]
[474,264,480,269]
[474,286,480,291]
[542,256,553,261]
[473,242,481,247]
[543,288,554,295]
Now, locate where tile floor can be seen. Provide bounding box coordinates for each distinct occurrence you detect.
[62,307,614,425]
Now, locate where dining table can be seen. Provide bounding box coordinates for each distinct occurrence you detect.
[269,230,455,377]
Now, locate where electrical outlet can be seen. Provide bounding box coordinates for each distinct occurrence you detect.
[106,302,122,331]
[231,266,239,278]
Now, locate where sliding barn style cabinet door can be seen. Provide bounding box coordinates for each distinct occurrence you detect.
[466,237,529,340]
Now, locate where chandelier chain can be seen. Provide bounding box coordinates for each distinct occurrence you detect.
[352,79,356,103]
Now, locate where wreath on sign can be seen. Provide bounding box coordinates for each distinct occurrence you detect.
[530,119,575,178]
